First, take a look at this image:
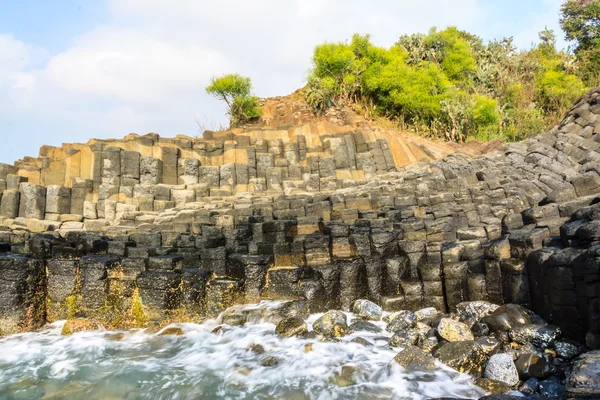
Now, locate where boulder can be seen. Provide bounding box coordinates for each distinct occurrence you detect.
[567,350,600,398]
[275,316,308,337]
[475,378,511,395]
[352,299,382,321]
[481,304,531,332]
[389,328,419,348]
[348,319,382,333]
[387,310,417,333]
[509,324,561,348]
[393,346,436,372]
[434,341,487,376]
[312,310,348,337]
[514,353,553,379]
[437,318,474,342]
[61,319,103,335]
[456,301,499,321]
[484,353,520,387]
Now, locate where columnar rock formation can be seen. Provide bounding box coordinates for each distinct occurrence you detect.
[1,88,600,362]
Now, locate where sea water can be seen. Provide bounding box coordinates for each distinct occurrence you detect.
[0,302,485,400]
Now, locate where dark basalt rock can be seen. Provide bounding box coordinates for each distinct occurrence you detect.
[386,310,417,333]
[434,340,487,376]
[567,350,600,398]
[389,328,419,348]
[514,353,553,379]
[481,304,531,333]
[393,346,436,372]
[275,316,308,337]
[312,310,347,338]
[352,299,382,321]
[348,319,382,333]
[509,324,561,348]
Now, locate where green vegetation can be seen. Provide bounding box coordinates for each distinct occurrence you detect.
[206,74,262,127]
[305,3,597,143]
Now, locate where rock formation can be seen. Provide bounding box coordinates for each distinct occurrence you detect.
[0,86,599,365]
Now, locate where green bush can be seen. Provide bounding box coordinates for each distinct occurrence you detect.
[306,18,593,143]
[206,73,262,127]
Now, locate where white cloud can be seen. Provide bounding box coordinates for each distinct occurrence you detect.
[0,0,566,164]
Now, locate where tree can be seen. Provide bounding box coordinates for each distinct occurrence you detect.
[560,0,600,53]
[206,74,261,126]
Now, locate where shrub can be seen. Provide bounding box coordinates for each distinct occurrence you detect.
[206,74,262,127]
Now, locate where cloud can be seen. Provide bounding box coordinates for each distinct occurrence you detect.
[0,0,564,164]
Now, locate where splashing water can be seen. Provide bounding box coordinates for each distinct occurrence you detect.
[0,302,486,400]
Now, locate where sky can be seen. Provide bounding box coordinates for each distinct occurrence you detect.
[0,0,569,164]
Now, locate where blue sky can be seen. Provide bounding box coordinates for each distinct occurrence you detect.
[0,0,568,164]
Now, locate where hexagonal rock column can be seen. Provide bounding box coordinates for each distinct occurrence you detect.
[18,183,46,219]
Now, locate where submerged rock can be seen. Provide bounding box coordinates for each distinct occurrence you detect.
[260,356,280,367]
[437,318,474,342]
[61,319,103,335]
[275,316,308,338]
[351,337,373,347]
[248,344,265,354]
[313,310,348,338]
[158,326,184,336]
[330,365,358,387]
[352,299,382,321]
[484,353,519,387]
[393,346,436,372]
[434,341,487,376]
[221,313,247,326]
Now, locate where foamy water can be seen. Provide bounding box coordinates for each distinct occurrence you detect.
[0,302,486,399]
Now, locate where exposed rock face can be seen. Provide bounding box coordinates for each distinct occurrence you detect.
[567,350,600,397]
[0,86,600,369]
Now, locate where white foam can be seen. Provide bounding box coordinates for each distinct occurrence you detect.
[0,301,487,399]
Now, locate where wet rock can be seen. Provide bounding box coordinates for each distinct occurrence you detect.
[348,319,382,333]
[260,356,280,367]
[519,377,540,395]
[567,350,600,398]
[159,326,184,336]
[457,301,499,321]
[351,337,373,347]
[330,365,358,387]
[313,310,348,337]
[393,346,436,372]
[386,310,417,333]
[437,318,474,342]
[475,378,511,395]
[434,341,487,376]
[414,307,439,323]
[389,329,419,348]
[304,343,313,352]
[481,304,531,332]
[539,378,566,397]
[514,353,553,379]
[471,322,490,337]
[509,324,561,348]
[484,353,520,386]
[352,299,382,321]
[553,340,581,359]
[419,336,439,353]
[61,319,103,335]
[275,316,308,338]
[221,313,247,326]
[261,300,310,325]
[249,344,265,354]
[211,325,231,335]
[414,322,432,339]
[476,336,501,355]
